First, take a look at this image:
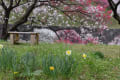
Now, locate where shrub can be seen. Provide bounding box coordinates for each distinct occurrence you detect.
[56,30,99,44]
[94,51,104,59]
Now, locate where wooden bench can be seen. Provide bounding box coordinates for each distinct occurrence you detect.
[8,32,39,45]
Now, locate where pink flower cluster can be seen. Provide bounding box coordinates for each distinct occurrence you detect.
[56,30,99,44]
[63,0,112,26]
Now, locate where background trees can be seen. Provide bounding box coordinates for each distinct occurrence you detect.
[0,0,38,39]
[0,0,114,40]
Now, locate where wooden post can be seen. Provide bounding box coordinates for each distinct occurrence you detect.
[30,33,37,45]
[10,33,15,44]
[36,33,39,44]
[15,33,19,43]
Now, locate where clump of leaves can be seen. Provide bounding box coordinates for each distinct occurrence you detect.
[0,48,17,72]
[94,51,104,59]
[42,54,77,78]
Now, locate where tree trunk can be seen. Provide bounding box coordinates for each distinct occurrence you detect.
[1,10,10,40]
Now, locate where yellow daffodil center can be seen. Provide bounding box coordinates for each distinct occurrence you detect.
[66,50,71,56]
[49,66,54,71]
[14,72,19,75]
[82,54,87,58]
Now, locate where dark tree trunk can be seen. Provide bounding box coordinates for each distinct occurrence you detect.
[1,10,10,40]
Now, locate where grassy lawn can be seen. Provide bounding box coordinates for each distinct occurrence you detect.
[0,41,120,80]
[1,41,120,58]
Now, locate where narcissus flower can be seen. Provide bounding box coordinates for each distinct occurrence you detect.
[66,50,71,56]
[82,53,87,59]
[0,44,3,49]
[49,66,54,71]
[14,72,19,75]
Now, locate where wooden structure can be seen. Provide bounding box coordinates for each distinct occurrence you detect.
[8,32,39,45]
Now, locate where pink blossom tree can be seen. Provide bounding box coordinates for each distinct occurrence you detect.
[0,0,112,40]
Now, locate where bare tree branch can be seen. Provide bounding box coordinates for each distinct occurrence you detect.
[11,0,40,31]
[1,0,7,10]
[9,0,14,8]
[11,0,21,9]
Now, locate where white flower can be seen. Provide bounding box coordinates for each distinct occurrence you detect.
[66,50,71,56]
[0,44,3,49]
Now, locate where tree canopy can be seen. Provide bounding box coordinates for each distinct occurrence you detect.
[0,0,118,40]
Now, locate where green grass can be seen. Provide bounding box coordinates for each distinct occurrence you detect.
[0,41,120,80]
[1,41,120,58]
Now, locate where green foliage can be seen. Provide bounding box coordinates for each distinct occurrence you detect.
[42,54,77,78]
[0,42,120,80]
[20,53,38,73]
[0,48,17,72]
[15,53,40,80]
[93,51,104,59]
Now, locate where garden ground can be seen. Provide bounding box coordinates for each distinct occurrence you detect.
[0,41,120,80]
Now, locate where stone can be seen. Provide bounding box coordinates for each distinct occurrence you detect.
[108,35,120,45]
[34,28,58,43]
